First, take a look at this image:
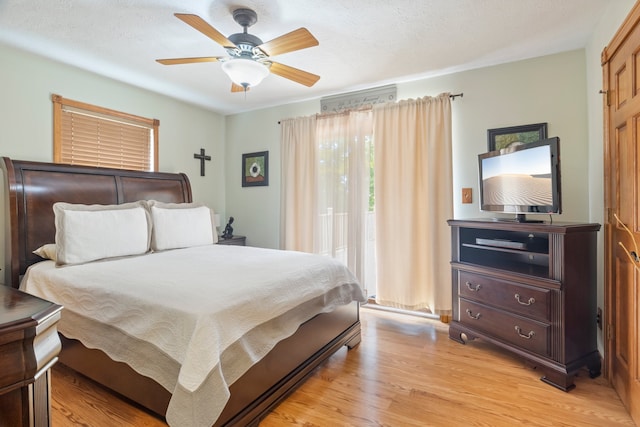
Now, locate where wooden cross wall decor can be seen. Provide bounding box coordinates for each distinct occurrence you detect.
[194,148,211,176]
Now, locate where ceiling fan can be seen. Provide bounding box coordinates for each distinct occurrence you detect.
[156,9,320,92]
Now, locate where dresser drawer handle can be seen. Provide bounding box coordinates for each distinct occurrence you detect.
[465,281,481,292]
[515,293,535,306]
[465,309,481,320]
[515,326,535,339]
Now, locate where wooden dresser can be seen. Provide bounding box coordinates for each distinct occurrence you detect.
[0,285,62,426]
[448,219,601,391]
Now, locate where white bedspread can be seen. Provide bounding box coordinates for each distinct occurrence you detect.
[21,244,364,427]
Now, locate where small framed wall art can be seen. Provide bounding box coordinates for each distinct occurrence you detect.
[242,151,269,187]
[487,122,548,152]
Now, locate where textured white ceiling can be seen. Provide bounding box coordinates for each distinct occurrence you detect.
[0,0,612,115]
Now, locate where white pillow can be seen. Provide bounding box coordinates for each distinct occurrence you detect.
[33,243,57,262]
[54,201,151,265]
[146,200,218,251]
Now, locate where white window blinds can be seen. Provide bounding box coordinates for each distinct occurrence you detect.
[53,94,158,171]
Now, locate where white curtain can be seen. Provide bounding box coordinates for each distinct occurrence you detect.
[280,111,373,289]
[280,115,318,253]
[372,94,453,314]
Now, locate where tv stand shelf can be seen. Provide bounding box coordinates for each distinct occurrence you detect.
[448,219,601,391]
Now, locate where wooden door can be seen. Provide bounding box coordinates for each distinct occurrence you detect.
[603,3,640,425]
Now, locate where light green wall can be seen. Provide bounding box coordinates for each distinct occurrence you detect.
[399,51,589,222]
[224,102,319,247]
[0,41,226,275]
[0,1,635,355]
[226,50,590,248]
[224,0,637,357]
[225,0,637,252]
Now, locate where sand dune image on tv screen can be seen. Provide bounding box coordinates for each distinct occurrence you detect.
[482,174,552,206]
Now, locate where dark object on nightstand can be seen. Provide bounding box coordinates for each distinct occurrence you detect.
[222,216,234,239]
[218,235,246,246]
[0,285,62,427]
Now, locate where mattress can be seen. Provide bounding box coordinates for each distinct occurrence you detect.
[21,244,365,427]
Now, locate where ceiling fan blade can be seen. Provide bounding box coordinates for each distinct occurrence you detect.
[270,62,320,87]
[258,28,318,57]
[231,83,249,92]
[156,57,223,65]
[174,13,237,48]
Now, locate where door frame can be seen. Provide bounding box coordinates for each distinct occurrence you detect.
[603,0,640,388]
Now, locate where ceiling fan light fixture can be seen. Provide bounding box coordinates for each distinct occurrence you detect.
[221,58,270,89]
[160,11,320,92]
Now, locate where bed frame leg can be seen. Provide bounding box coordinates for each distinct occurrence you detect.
[345,329,361,349]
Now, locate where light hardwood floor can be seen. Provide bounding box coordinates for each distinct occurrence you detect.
[51,307,635,426]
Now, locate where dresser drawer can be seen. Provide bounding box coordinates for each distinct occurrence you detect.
[458,271,550,321]
[459,299,550,356]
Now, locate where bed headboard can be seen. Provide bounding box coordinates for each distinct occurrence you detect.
[1,157,193,288]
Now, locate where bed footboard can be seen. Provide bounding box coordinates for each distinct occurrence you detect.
[59,302,360,426]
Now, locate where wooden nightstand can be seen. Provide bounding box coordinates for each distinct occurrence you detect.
[217,235,246,246]
[0,285,62,427]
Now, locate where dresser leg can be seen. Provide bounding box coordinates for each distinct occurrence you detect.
[587,354,602,379]
[448,324,466,344]
[540,369,575,392]
[33,369,53,427]
[448,323,479,344]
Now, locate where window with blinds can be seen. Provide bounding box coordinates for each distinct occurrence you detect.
[52,94,159,171]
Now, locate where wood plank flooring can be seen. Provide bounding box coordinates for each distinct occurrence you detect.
[51,307,635,426]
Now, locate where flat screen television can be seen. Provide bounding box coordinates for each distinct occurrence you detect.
[478,137,561,222]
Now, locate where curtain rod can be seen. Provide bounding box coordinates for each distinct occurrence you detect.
[278,92,464,124]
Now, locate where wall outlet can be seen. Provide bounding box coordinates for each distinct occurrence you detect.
[597,307,603,329]
[462,188,473,204]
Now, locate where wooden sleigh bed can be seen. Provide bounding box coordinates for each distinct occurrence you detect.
[2,157,362,426]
